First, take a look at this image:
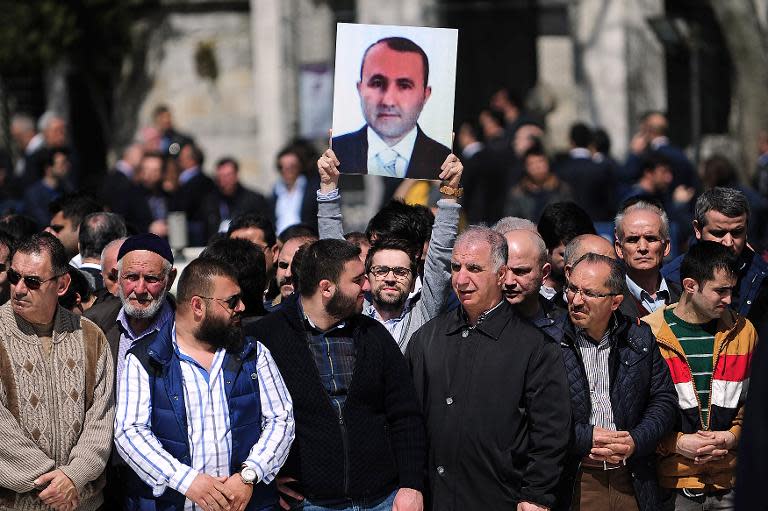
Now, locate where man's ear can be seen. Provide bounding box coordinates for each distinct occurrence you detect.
[190,296,207,318]
[564,264,573,282]
[319,279,334,298]
[423,85,432,102]
[356,81,363,95]
[610,293,624,311]
[541,262,551,282]
[663,239,671,257]
[692,220,703,240]
[56,273,71,298]
[496,265,507,285]
[682,277,699,295]
[614,238,624,260]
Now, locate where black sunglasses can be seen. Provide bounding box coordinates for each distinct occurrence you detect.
[7,268,63,290]
[196,293,243,310]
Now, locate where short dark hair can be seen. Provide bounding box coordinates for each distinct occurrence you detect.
[695,187,750,228]
[365,199,433,256]
[365,238,418,276]
[182,142,204,167]
[592,128,611,154]
[216,157,239,172]
[279,223,318,244]
[571,252,625,294]
[344,231,369,247]
[361,37,430,89]
[523,139,546,160]
[41,146,70,169]
[200,238,266,316]
[569,122,593,148]
[176,257,239,305]
[298,239,361,298]
[14,233,69,276]
[153,104,170,118]
[537,201,596,250]
[640,151,672,175]
[228,213,277,248]
[680,241,740,286]
[78,212,127,260]
[59,266,93,311]
[48,192,102,229]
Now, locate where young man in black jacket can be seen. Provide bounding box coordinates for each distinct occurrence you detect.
[245,238,425,511]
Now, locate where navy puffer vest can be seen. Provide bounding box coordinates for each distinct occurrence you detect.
[124,322,277,511]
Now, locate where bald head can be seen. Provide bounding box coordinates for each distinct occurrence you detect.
[504,229,547,266]
[564,234,616,278]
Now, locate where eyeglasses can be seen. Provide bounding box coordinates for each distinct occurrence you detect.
[368,265,412,280]
[7,268,63,290]
[196,294,243,310]
[565,284,618,300]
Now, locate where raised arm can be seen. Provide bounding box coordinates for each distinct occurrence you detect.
[316,148,344,240]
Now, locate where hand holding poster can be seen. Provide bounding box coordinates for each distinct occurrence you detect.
[331,23,458,180]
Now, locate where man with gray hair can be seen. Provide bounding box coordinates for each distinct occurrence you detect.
[555,253,677,511]
[615,200,680,317]
[408,225,570,510]
[9,113,43,193]
[492,215,538,234]
[84,233,177,507]
[662,186,768,340]
[24,112,70,191]
[78,212,127,296]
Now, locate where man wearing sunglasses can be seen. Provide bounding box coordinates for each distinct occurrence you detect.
[554,253,677,511]
[0,233,114,511]
[115,257,294,511]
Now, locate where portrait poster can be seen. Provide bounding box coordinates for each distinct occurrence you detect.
[331,23,458,180]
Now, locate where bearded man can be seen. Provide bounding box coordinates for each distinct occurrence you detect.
[114,257,295,511]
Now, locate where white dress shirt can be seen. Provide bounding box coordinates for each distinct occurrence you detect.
[366,126,418,178]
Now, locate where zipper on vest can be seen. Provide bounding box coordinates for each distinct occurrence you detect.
[339,415,350,495]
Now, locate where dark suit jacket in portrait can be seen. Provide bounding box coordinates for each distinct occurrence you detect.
[332,125,451,180]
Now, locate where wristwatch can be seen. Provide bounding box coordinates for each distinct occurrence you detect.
[240,465,257,485]
[439,184,463,198]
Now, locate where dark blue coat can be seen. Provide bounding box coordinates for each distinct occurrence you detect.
[123,322,277,511]
[554,312,677,511]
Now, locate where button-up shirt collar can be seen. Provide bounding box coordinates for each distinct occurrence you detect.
[625,274,670,313]
[115,299,174,386]
[178,165,200,186]
[366,126,418,178]
[446,299,506,340]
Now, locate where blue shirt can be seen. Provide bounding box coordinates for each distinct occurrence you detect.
[625,275,670,314]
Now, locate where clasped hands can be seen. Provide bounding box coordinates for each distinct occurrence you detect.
[586,426,636,464]
[676,430,735,465]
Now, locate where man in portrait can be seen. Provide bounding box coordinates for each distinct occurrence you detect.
[333,36,451,179]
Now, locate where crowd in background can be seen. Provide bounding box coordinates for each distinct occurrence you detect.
[0,90,766,511]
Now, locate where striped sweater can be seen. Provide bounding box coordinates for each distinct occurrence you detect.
[643,304,757,490]
[0,303,115,511]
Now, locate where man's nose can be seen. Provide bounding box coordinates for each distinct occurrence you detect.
[361,276,371,293]
[722,291,732,306]
[721,233,734,247]
[381,83,397,105]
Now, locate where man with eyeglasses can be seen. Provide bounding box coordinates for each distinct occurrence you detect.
[0,233,114,511]
[84,233,178,507]
[317,147,462,353]
[614,200,680,318]
[643,242,756,511]
[115,257,294,511]
[246,239,426,511]
[554,253,676,511]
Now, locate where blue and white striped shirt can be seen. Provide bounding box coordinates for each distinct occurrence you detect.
[114,323,294,510]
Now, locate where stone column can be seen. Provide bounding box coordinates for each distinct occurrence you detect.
[572,0,665,157]
[250,0,295,189]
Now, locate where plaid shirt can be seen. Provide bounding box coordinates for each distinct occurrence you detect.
[301,304,356,418]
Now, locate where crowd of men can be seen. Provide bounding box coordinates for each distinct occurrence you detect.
[0,94,767,511]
